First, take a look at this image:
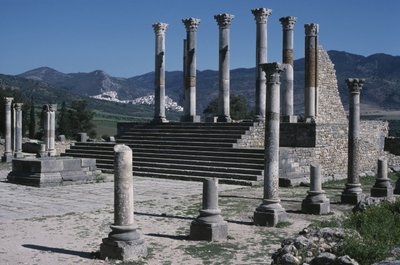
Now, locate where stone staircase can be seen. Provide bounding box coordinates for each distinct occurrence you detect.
[62,122,265,186]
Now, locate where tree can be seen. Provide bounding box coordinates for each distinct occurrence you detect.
[68,100,96,138]
[203,94,253,121]
[57,101,70,136]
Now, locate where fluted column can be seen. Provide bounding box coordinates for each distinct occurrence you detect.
[214,13,234,123]
[304,23,319,122]
[152,22,169,123]
[280,16,297,123]
[13,103,24,158]
[2,97,14,162]
[341,78,364,204]
[253,62,287,227]
[181,18,201,123]
[252,8,272,121]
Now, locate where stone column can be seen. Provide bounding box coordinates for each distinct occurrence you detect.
[253,62,287,226]
[190,178,228,241]
[181,18,201,123]
[280,16,297,123]
[341,78,365,204]
[371,158,393,198]
[13,103,24,158]
[48,104,57,156]
[100,144,147,260]
[301,163,330,214]
[182,38,187,108]
[214,13,234,123]
[252,8,272,121]
[152,22,169,123]
[2,97,14,162]
[304,23,319,122]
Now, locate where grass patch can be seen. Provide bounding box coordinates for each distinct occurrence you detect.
[275,221,292,228]
[179,242,240,264]
[315,198,400,264]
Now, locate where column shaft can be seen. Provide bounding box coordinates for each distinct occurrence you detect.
[48,104,57,156]
[215,13,234,123]
[280,16,297,121]
[13,103,23,158]
[2,97,14,162]
[252,8,272,121]
[181,18,200,122]
[304,24,319,121]
[152,23,168,123]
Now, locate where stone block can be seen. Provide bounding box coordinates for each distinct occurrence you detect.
[190,220,228,241]
[100,237,147,261]
[341,193,363,205]
[253,208,287,227]
[371,186,394,198]
[301,200,330,215]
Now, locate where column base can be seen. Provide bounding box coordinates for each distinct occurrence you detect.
[253,201,287,227]
[100,224,147,261]
[371,186,394,198]
[217,116,232,123]
[301,192,330,215]
[305,117,315,123]
[48,150,57,157]
[14,152,24,158]
[341,183,363,204]
[152,116,169,124]
[1,153,13,162]
[281,115,298,123]
[190,220,228,241]
[180,115,201,123]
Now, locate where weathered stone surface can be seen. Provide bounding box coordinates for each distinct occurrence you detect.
[352,195,396,213]
[7,157,101,187]
[309,252,336,265]
[336,255,359,265]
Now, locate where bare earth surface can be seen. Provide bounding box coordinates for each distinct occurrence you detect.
[0,156,357,265]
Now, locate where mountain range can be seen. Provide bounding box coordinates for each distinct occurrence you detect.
[4,50,400,113]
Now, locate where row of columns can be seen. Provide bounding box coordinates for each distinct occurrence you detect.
[151,9,319,123]
[2,101,57,161]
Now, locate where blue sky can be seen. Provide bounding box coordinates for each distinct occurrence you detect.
[1,0,398,77]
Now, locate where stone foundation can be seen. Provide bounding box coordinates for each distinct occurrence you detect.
[7,157,102,187]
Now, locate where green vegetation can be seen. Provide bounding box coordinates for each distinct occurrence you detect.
[203,94,254,120]
[315,198,400,264]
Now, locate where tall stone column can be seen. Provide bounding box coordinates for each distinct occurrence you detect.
[13,103,24,158]
[181,18,201,123]
[254,62,287,226]
[42,105,50,153]
[100,144,147,260]
[214,13,234,123]
[182,38,187,108]
[48,104,57,156]
[2,97,14,162]
[280,16,297,123]
[252,8,272,121]
[304,23,319,122]
[152,22,169,123]
[341,78,365,204]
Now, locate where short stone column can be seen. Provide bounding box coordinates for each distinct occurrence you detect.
[100,144,147,260]
[341,78,365,204]
[36,144,47,158]
[48,104,57,156]
[2,97,14,162]
[304,23,319,122]
[181,18,201,123]
[280,16,297,123]
[214,13,234,123]
[190,178,228,241]
[253,62,287,226]
[13,103,24,158]
[152,22,169,123]
[252,8,272,121]
[301,163,330,214]
[371,158,393,198]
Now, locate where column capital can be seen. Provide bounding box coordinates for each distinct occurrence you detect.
[13,103,23,111]
[261,62,285,84]
[152,22,168,35]
[214,13,235,28]
[182,18,201,32]
[4,97,13,105]
[49,104,57,112]
[279,16,297,30]
[305,23,319,36]
[346,78,365,94]
[251,8,272,23]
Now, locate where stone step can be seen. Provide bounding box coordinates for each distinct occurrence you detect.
[116,139,235,148]
[279,172,309,187]
[118,122,255,129]
[118,133,243,139]
[117,136,239,143]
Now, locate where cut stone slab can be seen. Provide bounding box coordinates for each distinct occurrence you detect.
[7,157,102,187]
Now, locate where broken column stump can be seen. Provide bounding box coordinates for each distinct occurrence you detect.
[371,157,393,198]
[190,178,228,241]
